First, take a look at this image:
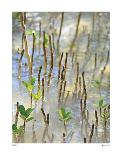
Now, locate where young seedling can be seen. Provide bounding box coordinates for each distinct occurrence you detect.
[93,80,101,97]
[32,90,42,103]
[101,108,110,128]
[12,124,24,136]
[12,123,24,142]
[22,77,36,107]
[18,105,34,131]
[58,107,72,133]
[93,98,107,115]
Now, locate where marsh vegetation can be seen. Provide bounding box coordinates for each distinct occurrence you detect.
[12,12,110,143]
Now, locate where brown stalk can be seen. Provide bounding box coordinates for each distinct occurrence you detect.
[82,72,87,110]
[49,35,54,68]
[58,52,63,81]
[20,12,31,77]
[38,66,42,92]
[15,102,19,126]
[95,110,98,126]
[69,12,82,53]
[63,52,68,81]
[89,123,94,143]
[84,137,87,143]
[43,31,47,69]
[18,49,24,79]
[94,53,97,69]
[30,32,35,78]
[42,78,44,102]
[57,12,64,54]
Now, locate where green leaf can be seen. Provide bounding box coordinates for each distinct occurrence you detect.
[99,98,103,107]
[20,114,27,120]
[26,117,34,122]
[58,107,72,123]
[30,77,36,86]
[27,84,34,92]
[26,108,34,117]
[22,81,28,89]
[18,105,26,116]
[32,90,42,101]
[65,112,71,118]
[58,107,66,119]
[64,115,72,122]
[12,124,17,131]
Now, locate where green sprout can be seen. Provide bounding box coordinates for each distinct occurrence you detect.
[22,77,36,94]
[93,98,107,115]
[32,90,42,102]
[18,105,34,130]
[101,108,110,128]
[93,80,101,97]
[12,124,24,136]
[58,107,72,133]
[26,29,38,38]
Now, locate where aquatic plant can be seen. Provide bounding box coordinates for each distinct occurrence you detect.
[12,124,24,136]
[89,123,94,143]
[18,105,34,130]
[22,77,36,94]
[58,107,72,132]
[32,90,42,102]
[101,108,110,128]
[93,98,107,115]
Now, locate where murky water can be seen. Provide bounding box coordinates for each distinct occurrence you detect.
[12,12,110,143]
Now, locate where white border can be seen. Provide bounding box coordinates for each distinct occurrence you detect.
[0,0,122,155]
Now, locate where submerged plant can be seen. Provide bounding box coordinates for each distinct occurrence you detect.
[18,105,34,130]
[22,77,36,94]
[101,108,110,128]
[93,98,107,115]
[93,80,101,96]
[32,90,42,102]
[12,124,24,136]
[58,107,72,133]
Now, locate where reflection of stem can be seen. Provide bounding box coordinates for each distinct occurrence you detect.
[64,121,67,134]
[49,35,53,68]
[23,120,26,132]
[18,49,24,79]
[58,52,63,82]
[30,33,35,77]
[69,13,82,53]
[57,12,64,55]
[38,66,42,92]
[43,31,47,72]
[42,78,44,105]
[89,124,94,143]
[15,102,19,126]
[20,12,31,77]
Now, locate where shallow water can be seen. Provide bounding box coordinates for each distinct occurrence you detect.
[12,12,110,143]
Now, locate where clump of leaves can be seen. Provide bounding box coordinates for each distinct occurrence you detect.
[32,90,42,102]
[93,98,107,115]
[58,107,72,125]
[94,80,101,88]
[101,109,110,122]
[26,29,39,38]
[12,124,24,136]
[22,77,36,94]
[100,108,110,128]
[93,98,107,109]
[18,105,34,123]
